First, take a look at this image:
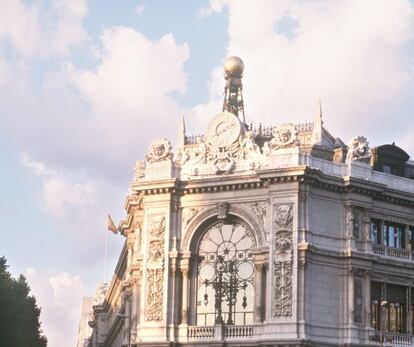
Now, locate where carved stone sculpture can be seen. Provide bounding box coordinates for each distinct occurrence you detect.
[178,112,269,174]
[93,283,108,306]
[273,204,294,317]
[133,160,145,180]
[346,209,359,239]
[146,138,173,163]
[145,216,165,321]
[145,268,164,321]
[270,124,299,150]
[346,136,372,163]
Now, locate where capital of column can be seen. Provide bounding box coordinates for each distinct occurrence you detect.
[254,262,264,272]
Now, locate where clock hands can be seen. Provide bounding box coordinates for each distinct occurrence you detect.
[215,121,237,137]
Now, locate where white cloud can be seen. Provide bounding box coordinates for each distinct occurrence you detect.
[20,153,124,263]
[198,0,414,154]
[199,0,227,18]
[69,27,189,115]
[135,4,145,15]
[1,26,190,184]
[25,267,87,347]
[0,0,87,58]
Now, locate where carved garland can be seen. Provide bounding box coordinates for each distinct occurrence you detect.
[273,204,294,317]
[145,216,165,321]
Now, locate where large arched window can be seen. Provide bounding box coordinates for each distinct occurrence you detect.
[196,221,255,326]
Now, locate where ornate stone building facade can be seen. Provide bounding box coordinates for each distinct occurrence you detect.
[87,57,414,347]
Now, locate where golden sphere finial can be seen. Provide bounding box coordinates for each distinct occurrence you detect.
[224,56,244,78]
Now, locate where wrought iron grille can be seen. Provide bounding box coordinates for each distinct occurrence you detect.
[197,222,255,326]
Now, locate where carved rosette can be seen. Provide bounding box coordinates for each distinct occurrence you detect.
[144,216,166,321]
[273,204,294,317]
[146,138,173,164]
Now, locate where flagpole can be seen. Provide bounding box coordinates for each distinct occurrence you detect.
[104,226,108,284]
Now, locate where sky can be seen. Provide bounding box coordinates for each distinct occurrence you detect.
[1,0,414,346]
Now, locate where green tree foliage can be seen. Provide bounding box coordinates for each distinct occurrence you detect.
[0,256,47,347]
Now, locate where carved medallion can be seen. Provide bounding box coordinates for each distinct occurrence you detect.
[146,138,173,163]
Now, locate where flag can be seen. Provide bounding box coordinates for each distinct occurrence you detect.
[107,214,118,234]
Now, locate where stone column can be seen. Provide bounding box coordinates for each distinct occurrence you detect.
[348,271,355,327]
[297,244,307,339]
[124,295,132,347]
[408,284,412,335]
[181,267,189,324]
[380,220,385,246]
[254,263,264,322]
[404,225,410,250]
[130,267,142,344]
[363,271,371,328]
[363,211,373,252]
[168,251,178,342]
[179,254,191,325]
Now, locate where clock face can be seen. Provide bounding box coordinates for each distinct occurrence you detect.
[206,112,242,148]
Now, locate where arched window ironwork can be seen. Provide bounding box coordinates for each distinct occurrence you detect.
[196,221,255,326]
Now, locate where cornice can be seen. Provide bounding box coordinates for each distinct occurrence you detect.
[124,165,414,208]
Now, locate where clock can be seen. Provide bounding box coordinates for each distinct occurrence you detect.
[206,112,243,148]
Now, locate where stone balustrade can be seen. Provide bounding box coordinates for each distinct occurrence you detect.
[370,331,413,346]
[188,326,215,340]
[188,325,256,341]
[373,244,412,260]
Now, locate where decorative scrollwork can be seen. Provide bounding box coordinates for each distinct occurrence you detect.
[145,268,164,321]
[273,204,294,317]
[145,216,165,321]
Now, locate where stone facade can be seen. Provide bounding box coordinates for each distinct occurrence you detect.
[86,59,414,347]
